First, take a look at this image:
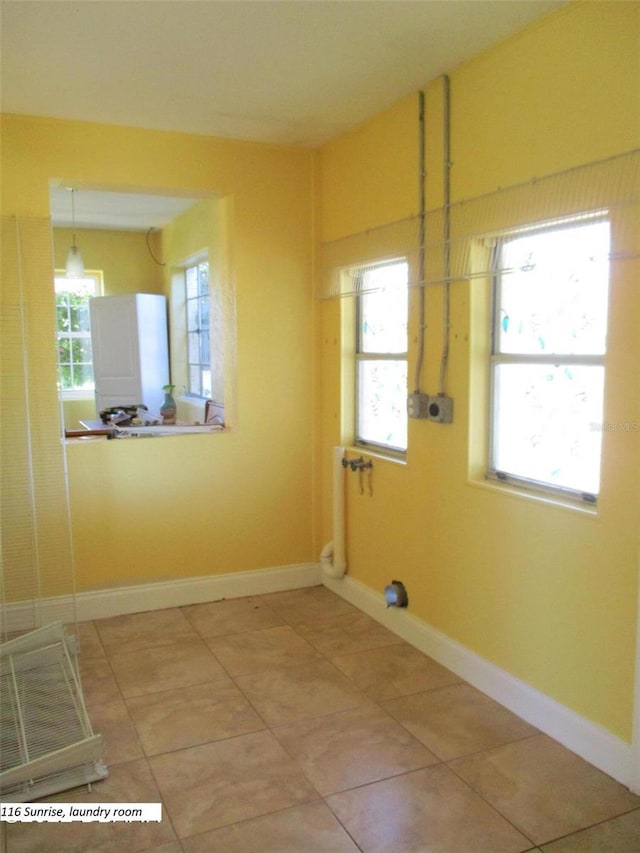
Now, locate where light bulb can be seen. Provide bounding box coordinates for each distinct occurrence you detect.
[65,243,85,278]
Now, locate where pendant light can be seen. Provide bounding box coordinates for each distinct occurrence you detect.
[65,188,85,278]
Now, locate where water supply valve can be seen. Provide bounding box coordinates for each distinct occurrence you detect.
[342,456,372,472]
[342,456,374,496]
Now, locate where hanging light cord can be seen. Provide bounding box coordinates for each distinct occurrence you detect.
[146,227,166,266]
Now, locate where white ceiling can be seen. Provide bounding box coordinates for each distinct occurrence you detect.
[3,0,565,229]
[49,187,205,231]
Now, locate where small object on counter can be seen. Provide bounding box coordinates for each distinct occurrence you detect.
[160,384,177,424]
[99,404,147,425]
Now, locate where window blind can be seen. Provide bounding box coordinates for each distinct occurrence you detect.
[319,148,639,299]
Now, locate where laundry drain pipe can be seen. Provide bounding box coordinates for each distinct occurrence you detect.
[320,446,347,579]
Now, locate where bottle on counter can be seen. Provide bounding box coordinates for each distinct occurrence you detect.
[160,384,177,425]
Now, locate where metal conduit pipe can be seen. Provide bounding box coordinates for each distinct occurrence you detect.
[414,89,427,394]
[438,74,452,396]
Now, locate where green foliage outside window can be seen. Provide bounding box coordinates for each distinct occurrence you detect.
[54,276,100,391]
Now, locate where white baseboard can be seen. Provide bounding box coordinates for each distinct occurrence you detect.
[2,597,77,637]
[5,560,633,790]
[322,571,635,790]
[75,562,322,621]
[3,563,322,630]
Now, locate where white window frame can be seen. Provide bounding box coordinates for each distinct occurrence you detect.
[54,271,103,398]
[184,257,211,399]
[488,215,610,505]
[354,260,408,455]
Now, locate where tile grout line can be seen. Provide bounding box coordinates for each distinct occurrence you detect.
[59,590,639,851]
[96,600,519,844]
[92,617,184,849]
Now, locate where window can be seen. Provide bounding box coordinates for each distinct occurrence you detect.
[489,217,610,502]
[355,260,408,453]
[185,259,211,398]
[54,273,102,394]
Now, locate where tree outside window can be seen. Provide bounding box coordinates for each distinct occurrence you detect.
[54,273,102,393]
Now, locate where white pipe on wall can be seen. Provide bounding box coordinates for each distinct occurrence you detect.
[320,446,347,579]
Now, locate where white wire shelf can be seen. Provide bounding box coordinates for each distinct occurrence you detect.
[0,622,107,802]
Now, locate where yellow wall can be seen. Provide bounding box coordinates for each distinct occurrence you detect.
[53,226,164,296]
[2,0,638,746]
[1,115,315,591]
[318,0,639,741]
[159,198,233,422]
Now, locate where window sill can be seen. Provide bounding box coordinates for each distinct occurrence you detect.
[467,476,599,517]
[59,390,95,401]
[65,423,226,443]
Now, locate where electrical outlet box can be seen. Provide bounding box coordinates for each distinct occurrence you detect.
[428,395,454,423]
[407,392,430,419]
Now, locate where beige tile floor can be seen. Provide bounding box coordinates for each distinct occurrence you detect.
[5,585,640,852]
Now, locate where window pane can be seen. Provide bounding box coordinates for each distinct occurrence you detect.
[189,365,201,396]
[184,260,211,397]
[71,301,91,333]
[73,363,94,389]
[186,266,199,299]
[201,369,212,399]
[358,360,407,450]
[199,296,210,331]
[58,364,72,390]
[56,303,70,332]
[188,331,200,364]
[492,362,605,494]
[360,262,408,353]
[187,298,199,331]
[58,337,71,362]
[54,275,99,392]
[198,262,209,296]
[498,221,610,356]
[71,338,92,363]
[200,330,210,365]
[54,277,97,298]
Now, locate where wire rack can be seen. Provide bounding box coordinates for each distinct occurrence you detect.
[1,216,107,804]
[0,622,107,803]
